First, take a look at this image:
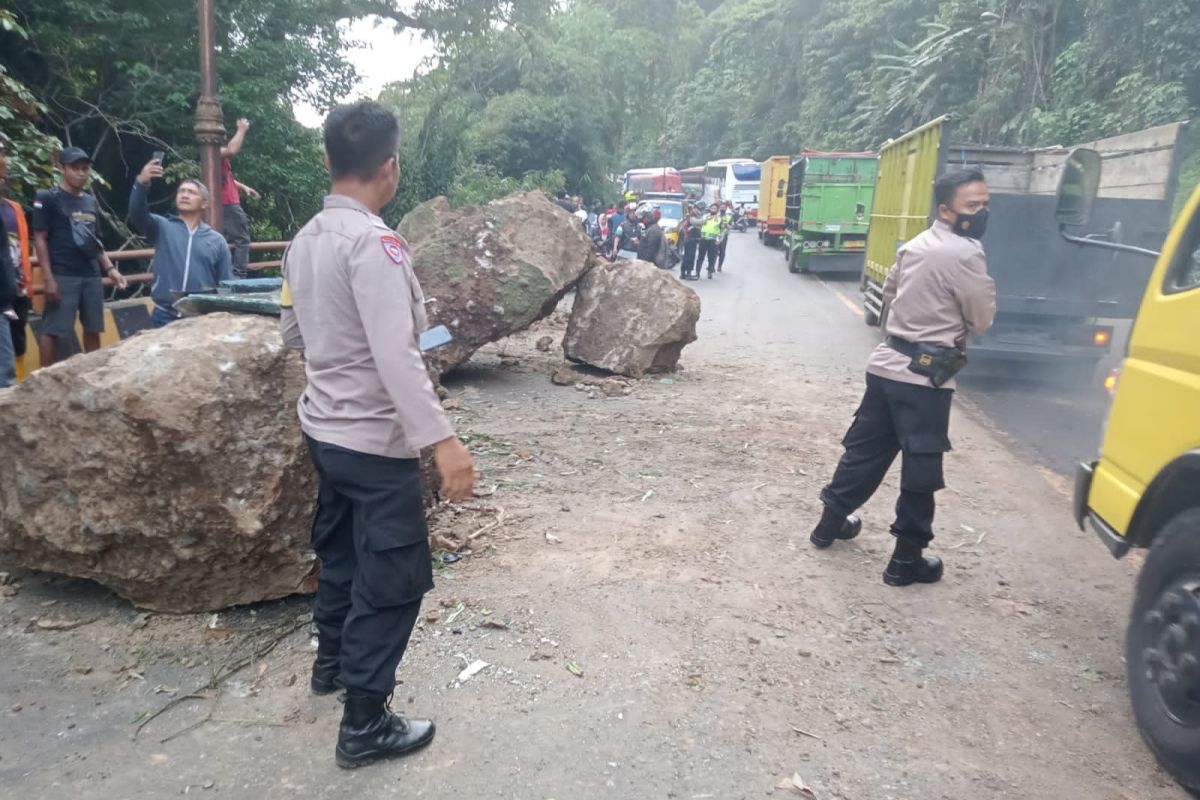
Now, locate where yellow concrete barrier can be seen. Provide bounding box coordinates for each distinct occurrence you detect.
[16,297,155,382]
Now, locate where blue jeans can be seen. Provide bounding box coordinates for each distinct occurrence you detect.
[0,316,15,387]
[151,306,179,328]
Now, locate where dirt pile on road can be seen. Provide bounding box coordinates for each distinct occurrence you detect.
[398,191,595,376]
[564,259,700,377]
[0,314,318,613]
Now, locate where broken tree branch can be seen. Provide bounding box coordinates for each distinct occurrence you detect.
[133,619,308,741]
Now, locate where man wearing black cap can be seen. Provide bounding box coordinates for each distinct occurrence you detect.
[31,146,127,366]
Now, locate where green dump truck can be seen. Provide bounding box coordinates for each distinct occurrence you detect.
[784,151,877,275]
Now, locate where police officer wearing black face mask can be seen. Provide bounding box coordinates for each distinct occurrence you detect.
[807,170,996,587]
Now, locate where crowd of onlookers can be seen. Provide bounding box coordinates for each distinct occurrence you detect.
[551,189,737,279]
[0,118,261,387]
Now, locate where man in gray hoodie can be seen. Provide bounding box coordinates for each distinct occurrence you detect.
[129,158,232,327]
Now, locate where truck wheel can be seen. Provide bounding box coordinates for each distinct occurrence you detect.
[787,248,799,274]
[1126,507,1200,794]
[863,307,880,327]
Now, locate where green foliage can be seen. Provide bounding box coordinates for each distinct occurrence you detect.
[3,0,1197,242]
[0,0,551,241]
[448,166,566,207]
[0,9,61,195]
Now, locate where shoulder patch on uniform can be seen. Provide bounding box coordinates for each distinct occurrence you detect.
[380,234,407,265]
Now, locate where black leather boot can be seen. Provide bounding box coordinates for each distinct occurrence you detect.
[335,692,436,769]
[310,643,341,696]
[809,505,862,549]
[883,539,944,586]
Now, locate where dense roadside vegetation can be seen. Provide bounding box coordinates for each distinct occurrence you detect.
[2,0,1197,235]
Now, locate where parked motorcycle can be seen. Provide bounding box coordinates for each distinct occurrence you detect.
[732,207,751,233]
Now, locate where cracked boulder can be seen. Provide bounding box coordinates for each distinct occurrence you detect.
[398,191,595,376]
[0,314,318,612]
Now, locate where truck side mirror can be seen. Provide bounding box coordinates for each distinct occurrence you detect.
[1056,148,1102,227]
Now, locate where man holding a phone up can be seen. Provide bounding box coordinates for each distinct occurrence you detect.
[129,155,232,327]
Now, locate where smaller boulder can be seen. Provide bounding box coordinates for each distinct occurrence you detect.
[564,260,700,378]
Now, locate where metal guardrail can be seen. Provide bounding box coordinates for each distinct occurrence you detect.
[29,241,289,293]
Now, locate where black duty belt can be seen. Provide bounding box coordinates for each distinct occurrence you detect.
[886,336,967,388]
[885,336,921,357]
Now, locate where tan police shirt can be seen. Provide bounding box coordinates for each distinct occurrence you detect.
[280,194,453,459]
[866,219,996,390]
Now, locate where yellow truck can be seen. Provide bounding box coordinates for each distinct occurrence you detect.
[756,155,791,245]
[1059,146,1200,793]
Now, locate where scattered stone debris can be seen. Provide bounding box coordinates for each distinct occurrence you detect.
[550,363,635,397]
[535,335,556,352]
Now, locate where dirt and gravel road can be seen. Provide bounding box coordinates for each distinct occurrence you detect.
[0,234,1186,799]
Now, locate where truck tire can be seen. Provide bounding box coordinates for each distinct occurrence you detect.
[1126,507,1200,795]
[787,248,799,274]
[863,306,880,327]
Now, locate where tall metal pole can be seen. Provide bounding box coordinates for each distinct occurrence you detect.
[194,0,224,231]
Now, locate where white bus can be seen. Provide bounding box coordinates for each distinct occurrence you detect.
[701,159,761,209]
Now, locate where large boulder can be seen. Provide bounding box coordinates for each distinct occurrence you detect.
[0,314,318,613]
[563,260,701,378]
[398,192,595,375]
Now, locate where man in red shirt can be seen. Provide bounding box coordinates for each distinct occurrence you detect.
[220,117,261,278]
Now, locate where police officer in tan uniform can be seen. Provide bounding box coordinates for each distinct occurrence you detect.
[280,100,476,768]
[809,170,996,587]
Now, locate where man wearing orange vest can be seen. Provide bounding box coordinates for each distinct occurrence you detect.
[0,142,33,380]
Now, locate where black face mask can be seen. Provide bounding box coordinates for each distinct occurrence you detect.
[952,208,989,240]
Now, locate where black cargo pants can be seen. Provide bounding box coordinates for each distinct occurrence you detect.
[681,238,699,277]
[223,202,252,278]
[305,437,434,696]
[697,239,718,275]
[819,373,953,547]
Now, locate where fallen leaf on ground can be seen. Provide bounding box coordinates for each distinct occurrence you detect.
[566,661,584,677]
[774,772,817,798]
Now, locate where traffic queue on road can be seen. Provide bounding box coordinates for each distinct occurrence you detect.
[620,115,1200,793]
